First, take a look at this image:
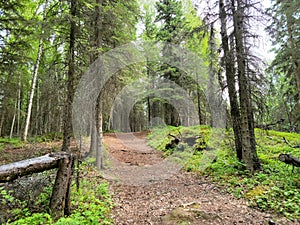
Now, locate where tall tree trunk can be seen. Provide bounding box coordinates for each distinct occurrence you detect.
[35,80,40,136]
[62,0,76,152]
[285,11,300,103]
[197,83,202,125]
[95,23,104,169]
[232,0,260,172]
[17,73,21,136]
[146,57,151,127]
[95,100,103,169]
[208,23,221,128]
[9,102,17,139]
[219,0,243,160]
[89,0,104,169]
[23,29,44,141]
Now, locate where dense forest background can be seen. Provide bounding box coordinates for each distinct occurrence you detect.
[0,0,299,169]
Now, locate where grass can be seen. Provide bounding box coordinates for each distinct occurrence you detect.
[147,125,300,220]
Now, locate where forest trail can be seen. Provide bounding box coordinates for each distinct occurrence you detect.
[103,133,295,225]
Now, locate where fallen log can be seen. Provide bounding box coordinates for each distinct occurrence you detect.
[278,153,300,171]
[0,152,74,221]
[0,152,69,183]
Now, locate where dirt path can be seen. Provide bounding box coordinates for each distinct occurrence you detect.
[103,133,296,225]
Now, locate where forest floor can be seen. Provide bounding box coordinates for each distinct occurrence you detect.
[0,133,298,224]
[0,141,61,165]
[103,132,297,225]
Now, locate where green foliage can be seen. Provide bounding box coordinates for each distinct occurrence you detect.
[147,126,300,220]
[8,213,53,225]
[0,187,17,204]
[206,129,300,220]
[6,163,113,225]
[55,181,113,225]
[27,133,63,143]
[0,138,23,150]
[155,0,186,42]
[265,0,300,131]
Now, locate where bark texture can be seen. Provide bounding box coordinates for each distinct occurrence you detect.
[0,153,66,182]
[50,154,74,220]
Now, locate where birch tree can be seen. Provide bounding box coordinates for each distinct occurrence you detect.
[23,1,48,141]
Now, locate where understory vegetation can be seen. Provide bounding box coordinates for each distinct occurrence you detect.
[147,125,300,220]
[0,162,113,225]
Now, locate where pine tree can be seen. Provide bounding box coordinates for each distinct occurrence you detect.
[155,0,187,126]
[218,0,261,172]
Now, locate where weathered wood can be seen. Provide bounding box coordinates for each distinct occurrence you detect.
[0,153,69,183]
[50,154,74,220]
[278,153,300,171]
[165,134,181,150]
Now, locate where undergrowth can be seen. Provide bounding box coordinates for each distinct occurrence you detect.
[4,162,113,225]
[0,132,63,151]
[0,138,23,150]
[147,126,300,221]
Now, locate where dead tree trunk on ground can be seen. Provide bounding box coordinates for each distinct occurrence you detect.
[278,153,300,172]
[0,152,74,220]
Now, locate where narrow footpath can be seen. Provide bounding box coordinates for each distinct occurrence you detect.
[103,132,296,225]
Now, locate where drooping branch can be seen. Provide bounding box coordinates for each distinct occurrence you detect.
[282,137,300,149]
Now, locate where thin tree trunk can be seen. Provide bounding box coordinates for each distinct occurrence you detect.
[62,0,76,152]
[208,23,217,127]
[0,114,4,137]
[35,80,40,136]
[23,31,44,141]
[89,120,97,158]
[94,0,104,169]
[197,84,202,125]
[17,73,21,136]
[9,102,17,139]
[96,101,103,169]
[147,58,151,127]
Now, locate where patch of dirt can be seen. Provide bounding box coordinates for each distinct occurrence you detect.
[104,132,164,166]
[103,132,299,225]
[0,141,61,165]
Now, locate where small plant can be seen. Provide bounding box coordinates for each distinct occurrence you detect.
[147,126,300,220]
[0,137,23,149]
[6,163,113,225]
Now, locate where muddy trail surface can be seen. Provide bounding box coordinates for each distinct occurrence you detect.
[103,132,296,225]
